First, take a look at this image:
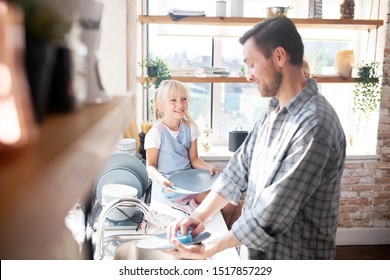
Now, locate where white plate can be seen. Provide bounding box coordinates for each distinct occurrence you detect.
[136,231,211,250]
[168,169,219,194]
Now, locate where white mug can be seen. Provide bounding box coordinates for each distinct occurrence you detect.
[216,1,226,17]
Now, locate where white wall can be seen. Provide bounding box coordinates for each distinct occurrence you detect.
[98,0,128,95]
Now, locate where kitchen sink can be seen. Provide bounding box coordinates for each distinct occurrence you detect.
[102,234,179,260]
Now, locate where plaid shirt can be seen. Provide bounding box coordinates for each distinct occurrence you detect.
[213,79,346,259]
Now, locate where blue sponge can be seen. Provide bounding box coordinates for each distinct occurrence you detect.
[176,230,193,244]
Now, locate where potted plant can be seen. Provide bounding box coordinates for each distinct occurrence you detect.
[353,61,382,119]
[141,58,158,77]
[238,65,245,77]
[140,57,171,89]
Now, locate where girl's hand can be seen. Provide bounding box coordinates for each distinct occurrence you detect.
[162,179,174,192]
[207,165,216,175]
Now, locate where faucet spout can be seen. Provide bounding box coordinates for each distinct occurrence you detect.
[94,197,149,260]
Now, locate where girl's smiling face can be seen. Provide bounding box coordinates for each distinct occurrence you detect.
[154,80,191,128]
[162,90,189,121]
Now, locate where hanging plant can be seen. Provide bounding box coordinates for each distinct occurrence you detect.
[352,61,382,119]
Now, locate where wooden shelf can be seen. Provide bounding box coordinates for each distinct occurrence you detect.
[139,15,383,30]
[138,15,377,87]
[138,76,359,84]
[0,95,135,259]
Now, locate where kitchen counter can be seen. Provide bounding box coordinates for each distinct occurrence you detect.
[97,182,240,260]
[149,184,240,260]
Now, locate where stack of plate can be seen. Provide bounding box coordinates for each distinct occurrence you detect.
[94,153,149,209]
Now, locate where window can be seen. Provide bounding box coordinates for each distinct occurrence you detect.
[142,0,383,155]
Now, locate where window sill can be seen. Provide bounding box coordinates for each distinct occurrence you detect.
[199,145,234,161]
[200,145,381,162]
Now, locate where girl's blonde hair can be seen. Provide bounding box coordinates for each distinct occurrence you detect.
[153,79,193,122]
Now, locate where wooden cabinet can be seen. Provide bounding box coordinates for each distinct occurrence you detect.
[138,15,383,84]
[0,95,135,259]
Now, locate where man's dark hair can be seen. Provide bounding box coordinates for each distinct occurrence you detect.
[239,16,304,66]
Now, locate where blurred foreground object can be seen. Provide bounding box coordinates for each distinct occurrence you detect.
[0,1,38,151]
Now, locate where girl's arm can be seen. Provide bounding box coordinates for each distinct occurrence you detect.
[188,139,216,174]
[146,147,173,188]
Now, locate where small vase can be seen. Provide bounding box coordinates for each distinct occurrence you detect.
[340,0,355,19]
[335,50,354,78]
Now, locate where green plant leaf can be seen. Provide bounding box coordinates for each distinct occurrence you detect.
[353,61,382,119]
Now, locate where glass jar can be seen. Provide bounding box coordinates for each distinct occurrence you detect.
[200,127,212,153]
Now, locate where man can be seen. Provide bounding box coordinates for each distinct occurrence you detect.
[167,16,346,260]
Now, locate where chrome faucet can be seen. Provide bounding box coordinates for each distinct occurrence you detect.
[94,197,150,260]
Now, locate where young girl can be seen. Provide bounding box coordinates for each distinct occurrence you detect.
[144,80,215,212]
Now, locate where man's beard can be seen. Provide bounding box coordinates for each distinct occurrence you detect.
[259,63,282,98]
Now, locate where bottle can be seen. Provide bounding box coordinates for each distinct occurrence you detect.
[138,132,146,159]
[65,16,88,108]
[308,0,322,19]
[200,126,212,153]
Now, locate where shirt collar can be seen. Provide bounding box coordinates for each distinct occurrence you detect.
[269,78,318,116]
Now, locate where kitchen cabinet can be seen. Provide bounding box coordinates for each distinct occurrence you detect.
[0,94,135,259]
[137,15,383,84]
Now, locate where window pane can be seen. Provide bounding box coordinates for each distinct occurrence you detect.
[187,83,211,128]
[218,37,269,140]
[217,83,269,139]
[148,27,212,125]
